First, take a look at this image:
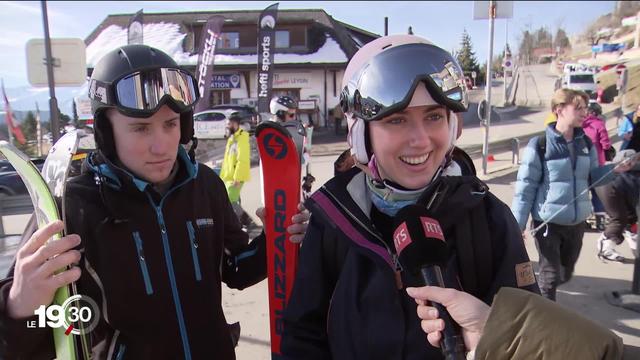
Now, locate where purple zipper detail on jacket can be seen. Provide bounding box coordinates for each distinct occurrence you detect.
[314,191,394,268]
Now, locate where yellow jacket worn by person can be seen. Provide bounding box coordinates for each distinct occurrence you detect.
[220,128,251,183]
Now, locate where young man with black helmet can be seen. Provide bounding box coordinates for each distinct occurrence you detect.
[0,45,308,359]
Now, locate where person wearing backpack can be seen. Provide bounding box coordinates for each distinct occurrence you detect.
[281,35,539,360]
[511,88,633,301]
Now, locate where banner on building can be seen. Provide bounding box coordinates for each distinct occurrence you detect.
[128,9,144,45]
[194,16,225,114]
[256,3,279,113]
[212,74,242,89]
[1,80,26,145]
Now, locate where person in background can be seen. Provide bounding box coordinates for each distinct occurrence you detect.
[595,149,640,262]
[512,88,633,301]
[220,113,251,227]
[618,104,640,152]
[582,101,613,230]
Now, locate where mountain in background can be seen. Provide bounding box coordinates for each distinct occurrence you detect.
[1,85,81,122]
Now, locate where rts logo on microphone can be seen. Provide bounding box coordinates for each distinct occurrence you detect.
[393,222,412,254]
[420,217,444,241]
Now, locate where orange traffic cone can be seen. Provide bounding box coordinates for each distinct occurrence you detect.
[487,154,495,162]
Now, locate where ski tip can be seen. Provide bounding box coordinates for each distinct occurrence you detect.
[255,121,292,139]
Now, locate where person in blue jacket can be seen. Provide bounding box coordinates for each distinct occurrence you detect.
[618,104,640,151]
[511,88,633,301]
[281,34,539,360]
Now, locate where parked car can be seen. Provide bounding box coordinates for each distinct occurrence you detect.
[194,105,260,140]
[0,158,45,196]
[193,110,228,140]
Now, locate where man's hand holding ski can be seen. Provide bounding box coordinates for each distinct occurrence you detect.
[7,220,81,319]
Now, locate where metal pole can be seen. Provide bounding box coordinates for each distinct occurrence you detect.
[41,0,60,143]
[503,19,508,106]
[384,17,388,36]
[482,1,496,175]
[635,10,640,49]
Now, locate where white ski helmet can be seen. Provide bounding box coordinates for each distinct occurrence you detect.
[269,95,298,120]
[341,34,468,164]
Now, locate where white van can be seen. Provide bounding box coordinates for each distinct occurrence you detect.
[562,71,598,99]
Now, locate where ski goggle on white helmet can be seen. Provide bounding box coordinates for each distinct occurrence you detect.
[341,35,469,164]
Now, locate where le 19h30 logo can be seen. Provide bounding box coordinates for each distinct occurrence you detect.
[28,294,101,336]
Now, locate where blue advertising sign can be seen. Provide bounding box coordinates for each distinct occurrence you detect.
[211,74,242,89]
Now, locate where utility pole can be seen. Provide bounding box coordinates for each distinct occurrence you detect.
[41,0,60,143]
[481,1,496,175]
[384,17,388,36]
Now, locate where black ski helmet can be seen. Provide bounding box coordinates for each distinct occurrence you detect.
[89,45,198,158]
[269,95,298,120]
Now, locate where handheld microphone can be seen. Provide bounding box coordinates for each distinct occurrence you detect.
[393,205,466,360]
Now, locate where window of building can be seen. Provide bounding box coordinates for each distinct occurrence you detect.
[220,32,240,49]
[211,90,231,106]
[276,30,290,48]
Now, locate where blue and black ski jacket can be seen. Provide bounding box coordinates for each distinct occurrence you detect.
[0,147,266,360]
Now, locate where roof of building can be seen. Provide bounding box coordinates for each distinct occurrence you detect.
[85,9,379,68]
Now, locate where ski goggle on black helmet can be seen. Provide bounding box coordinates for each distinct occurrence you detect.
[340,43,468,122]
[89,47,199,117]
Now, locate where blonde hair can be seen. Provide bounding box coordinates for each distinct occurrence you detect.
[551,88,589,115]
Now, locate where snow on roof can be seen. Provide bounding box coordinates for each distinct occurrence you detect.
[87,23,348,68]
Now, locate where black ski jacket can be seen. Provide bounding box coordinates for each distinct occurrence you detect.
[0,148,266,359]
[281,168,539,360]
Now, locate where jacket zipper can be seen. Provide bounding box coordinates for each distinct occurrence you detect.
[115,343,126,360]
[186,221,202,281]
[132,232,154,295]
[322,187,402,272]
[148,193,192,360]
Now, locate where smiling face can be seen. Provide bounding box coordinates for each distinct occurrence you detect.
[369,84,451,190]
[107,105,181,184]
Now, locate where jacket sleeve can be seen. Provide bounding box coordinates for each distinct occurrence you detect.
[598,121,612,150]
[484,195,540,304]
[475,288,623,360]
[618,117,633,137]
[511,138,542,231]
[233,132,251,183]
[589,142,616,188]
[219,174,267,289]
[281,214,333,360]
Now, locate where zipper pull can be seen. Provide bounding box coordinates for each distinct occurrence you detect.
[393,254,404,290]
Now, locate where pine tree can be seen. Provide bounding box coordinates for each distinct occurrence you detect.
[20,111,37,141]
[456,29,480,73]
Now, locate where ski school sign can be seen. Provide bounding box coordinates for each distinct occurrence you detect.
[257,3,279,113]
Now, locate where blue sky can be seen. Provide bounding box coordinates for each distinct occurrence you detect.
[0,1,616,110]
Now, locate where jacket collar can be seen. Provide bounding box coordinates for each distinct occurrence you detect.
[547,123,587,142]
[308,168,490,268]
[86,146,198,193]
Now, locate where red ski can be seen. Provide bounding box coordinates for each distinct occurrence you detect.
[256,121,301,358]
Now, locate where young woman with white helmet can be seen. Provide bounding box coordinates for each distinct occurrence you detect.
[281,35,539,359]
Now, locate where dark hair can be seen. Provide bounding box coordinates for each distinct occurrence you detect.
[228,113,242,123]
